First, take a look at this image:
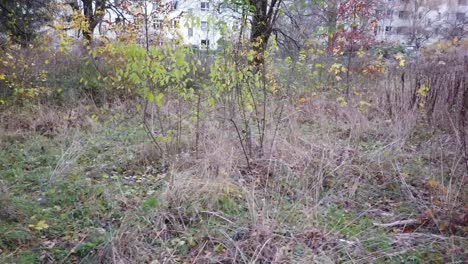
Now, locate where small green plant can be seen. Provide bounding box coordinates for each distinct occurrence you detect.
[17,250,39,264]
[142,196,159,211]
[0,224,32,250]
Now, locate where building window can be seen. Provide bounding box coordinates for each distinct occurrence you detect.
[218,3,227,13]
[188,28,193,37]
[376,10,382,17]
[153,19,163,29]
[386,10,393,16]
[398,11,410,19]
[452,27,463,36]
[460,0,468,5]
[171,19,179,29]
[456,12,466,21]
[396,26,409,34]
[201,39,210,49]
[201,2,210,11]
[385,26,392,32]
[172,1,178,10]
[201,21,208,31]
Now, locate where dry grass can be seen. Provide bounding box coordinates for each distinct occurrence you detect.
[81,85,465,263]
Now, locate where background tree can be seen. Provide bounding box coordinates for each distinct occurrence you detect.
[275,0,356,57]
[441,11,468,41]
[0,0,55,44]
[274,0,323,56]
[274,0,378,56]
[248,0,283,66]
[67,0,107,43]
[397,0,447,49]
[333,0,379,98]
[129,0,178,51]
[65,0,171,45]
[228,0,283,66]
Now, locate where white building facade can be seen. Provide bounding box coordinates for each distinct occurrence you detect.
[147,0,241,50]
[58,0,241,50]
[375,0,468,48]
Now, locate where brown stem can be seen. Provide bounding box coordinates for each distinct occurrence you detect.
[230,118,251,171]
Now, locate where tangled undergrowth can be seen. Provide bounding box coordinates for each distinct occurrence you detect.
[0,88,466,263]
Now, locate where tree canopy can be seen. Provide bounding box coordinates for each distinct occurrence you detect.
[0,0,55,44]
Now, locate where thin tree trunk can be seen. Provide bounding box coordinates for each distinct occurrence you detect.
[248,0,282,68]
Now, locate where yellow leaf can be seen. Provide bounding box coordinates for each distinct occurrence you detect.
[417,85,429,97]
[441,187,448,195]
[36,221,49,230]
[399,59,405,67]
[357,48,364,58]
[0,74,5,80]
[394,53,405,67]
[358,100,371,109]
[44,59,49,65]
[336,96,347,107]
[29,220,49,230]
[428,179,438,188]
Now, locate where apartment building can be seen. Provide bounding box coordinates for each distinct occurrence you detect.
[59,0,240,50]
[146,0,241,50]
[375,0,468,48]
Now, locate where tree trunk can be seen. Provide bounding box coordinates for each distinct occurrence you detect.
[250,1,270,67]
[326,1,337,52]
[248,0,282,69]
[81,0,106,44]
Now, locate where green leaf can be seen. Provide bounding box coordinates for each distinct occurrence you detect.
[147,93,154,103]
[207,97,215,108]
[156,92,164,107]
[130,72,141,84]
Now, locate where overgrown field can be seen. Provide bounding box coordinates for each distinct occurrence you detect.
[1,37,467,263]
[1,90,466,263]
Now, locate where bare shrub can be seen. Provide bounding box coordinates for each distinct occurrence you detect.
[381,51,468,170]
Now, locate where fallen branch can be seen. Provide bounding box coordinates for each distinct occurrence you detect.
[373,219,419,228]
[394,232,451,240]
[201,210,235,225]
